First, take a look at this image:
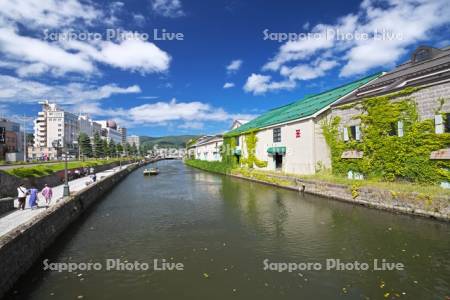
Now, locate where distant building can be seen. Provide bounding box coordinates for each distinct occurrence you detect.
[31,100,79,160]
[0,118,23,161]
[78,114,101,137]
[118,127,127,145]
[230,119,250,130]
[194,135,223,161]
[98,120,123,144]
[127,135,141,150]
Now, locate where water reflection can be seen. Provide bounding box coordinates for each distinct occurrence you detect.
[5,160,450,300]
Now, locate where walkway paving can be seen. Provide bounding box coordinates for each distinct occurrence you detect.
[0,164,133,238]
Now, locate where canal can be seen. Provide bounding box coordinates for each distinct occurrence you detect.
[6,160,450,299]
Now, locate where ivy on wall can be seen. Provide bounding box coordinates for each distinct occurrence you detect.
[222,130,267,169]
[221,135,237,168]
[322,88,450,183]
[241,131,268,168]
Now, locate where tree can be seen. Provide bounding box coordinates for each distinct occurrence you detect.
[109,140,117,157]
[116,143,123,156]
[78,133,93,159]
[93,132,103,158]
[125,142,132,156]
[102,139,108,158]
[131,142,138,156]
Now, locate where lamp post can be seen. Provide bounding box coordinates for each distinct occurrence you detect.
[53,139,70,197]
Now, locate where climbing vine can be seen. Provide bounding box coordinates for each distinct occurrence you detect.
[222,129,267,169]
[221,135,237,168]
[322,87,450,183]
[241,131,268,168]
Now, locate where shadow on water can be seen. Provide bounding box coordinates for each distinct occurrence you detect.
[4,160,450,300]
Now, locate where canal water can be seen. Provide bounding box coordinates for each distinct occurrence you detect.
[6,160,450,300]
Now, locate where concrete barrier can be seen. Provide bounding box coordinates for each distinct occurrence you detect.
[0,163,139,298]
[0,160,133,198]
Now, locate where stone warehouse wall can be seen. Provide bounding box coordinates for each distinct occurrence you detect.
[230,171,450,222]
[0,160,133,198]
[0,163,138,299]
[330,81,450,128]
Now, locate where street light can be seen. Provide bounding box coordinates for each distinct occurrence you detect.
[53,139,70,197]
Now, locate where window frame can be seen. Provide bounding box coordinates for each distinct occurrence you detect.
[273,128,281,143]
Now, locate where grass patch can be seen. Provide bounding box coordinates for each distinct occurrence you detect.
[3,159,123,178]
[184,159,231,175]
[241,168,450,198]
[185,159,450,199]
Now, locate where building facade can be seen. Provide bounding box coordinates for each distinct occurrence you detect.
[226,73,382,174]
[328,45,450,180]
[194,135,223,161]
[127,135,141,151]
[78,115,102,137]
[0,118,23,161]
[118,127,127,146]
[32,101,79,160]
[98,120,123,144]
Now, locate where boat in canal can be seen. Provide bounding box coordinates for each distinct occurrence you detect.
[143,168,159,176]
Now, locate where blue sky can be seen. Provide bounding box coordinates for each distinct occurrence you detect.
[0,0,449,136]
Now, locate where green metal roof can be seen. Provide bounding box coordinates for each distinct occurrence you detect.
[226,73,382,136]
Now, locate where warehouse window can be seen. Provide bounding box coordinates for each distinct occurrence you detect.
[434,114,450,134]
[344,126,360,141]
[273,128,281,142]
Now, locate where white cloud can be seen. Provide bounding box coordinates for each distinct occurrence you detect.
[0,75,141,104]
[243,73,295,95]
[151,0,185,18]
[81,98,257,128]
[223,82,235,89]
[280,59,338,81]
[249,0,450,94]
[0,1,171,77]
[340,0,450,76]
[0,0,101,29]
[0,27,95,75]
[226,59,243,73]
[128,99,229,123]
[133,13,146,26]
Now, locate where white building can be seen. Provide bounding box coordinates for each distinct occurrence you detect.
[78,115,101,137]
[118,127,127,145]
[230,119,250,131]
[98,120,123,144]
[194,135,223,161]
[127,135,140,148]
[226,73,381,174]
[32,101,79,159]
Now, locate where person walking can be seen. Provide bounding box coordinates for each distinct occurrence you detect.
[28,186,39,209]
[41,184,53,206]
[17,184,28,210]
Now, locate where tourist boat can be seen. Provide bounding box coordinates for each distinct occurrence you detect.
[143,168,159,176]
[149,168,159,175]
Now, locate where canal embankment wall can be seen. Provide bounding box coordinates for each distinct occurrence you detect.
[184,161,450,222]
[0,160,134,198]
[0,161,150,299]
